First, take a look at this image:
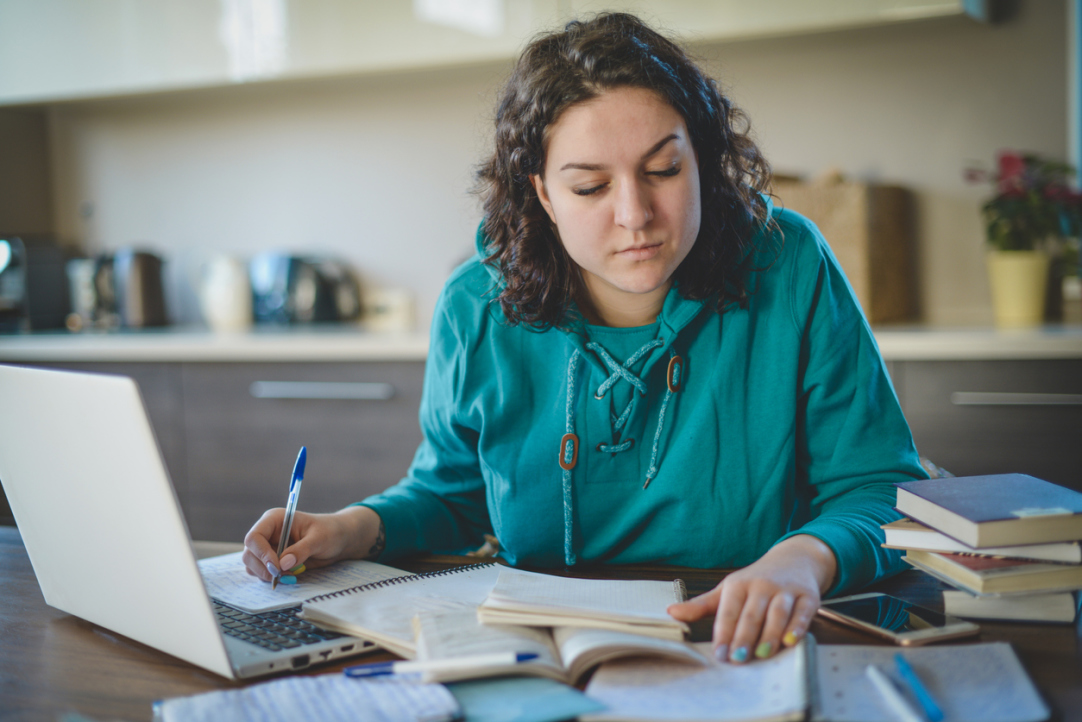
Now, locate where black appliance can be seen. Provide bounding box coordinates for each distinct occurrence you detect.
[0,236,70,333]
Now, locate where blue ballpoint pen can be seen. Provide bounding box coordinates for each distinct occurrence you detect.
[894,653,944,722]
[272,446,306,590]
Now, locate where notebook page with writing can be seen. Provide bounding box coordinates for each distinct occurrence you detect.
[478,568,688,637]
[583,640,808,722]
[199,552,410,613]
[301,563,503,658]
[157,673,460,722]
[812,642,1048,722]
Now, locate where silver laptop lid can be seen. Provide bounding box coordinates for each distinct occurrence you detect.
[0,364,235,678]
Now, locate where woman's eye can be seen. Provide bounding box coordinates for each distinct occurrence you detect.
[572,184,606,196]
[648,165,681,178]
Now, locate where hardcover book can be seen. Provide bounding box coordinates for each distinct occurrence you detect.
[942,590,1079,624]
[880,519,1082,564]
[903,550,1082,595]
[894,474,1082,548]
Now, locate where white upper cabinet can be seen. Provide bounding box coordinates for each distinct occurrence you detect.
[0,0,972,106]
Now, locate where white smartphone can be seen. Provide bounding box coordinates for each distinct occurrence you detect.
[817,592,980,646]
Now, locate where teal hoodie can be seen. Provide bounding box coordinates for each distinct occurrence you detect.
[359,200,926,595]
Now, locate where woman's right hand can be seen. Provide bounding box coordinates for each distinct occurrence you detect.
[242,505,384,583]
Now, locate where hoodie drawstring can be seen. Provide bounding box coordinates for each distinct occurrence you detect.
[558,340,682,565]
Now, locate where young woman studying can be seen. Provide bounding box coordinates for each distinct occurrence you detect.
[242,13,927,666]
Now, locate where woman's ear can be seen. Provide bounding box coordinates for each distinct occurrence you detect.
[530,174,557,225]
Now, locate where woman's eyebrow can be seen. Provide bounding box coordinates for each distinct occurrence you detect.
[558,133,681,172]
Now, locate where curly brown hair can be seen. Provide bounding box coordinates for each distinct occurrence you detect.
[475,12,776,329]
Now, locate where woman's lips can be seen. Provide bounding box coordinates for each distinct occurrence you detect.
[617,243,663,260]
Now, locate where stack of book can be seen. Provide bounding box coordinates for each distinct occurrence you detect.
[886,473,1082,623]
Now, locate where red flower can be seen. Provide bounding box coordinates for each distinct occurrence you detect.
[997,151,1026,194]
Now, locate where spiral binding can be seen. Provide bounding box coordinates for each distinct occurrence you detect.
[674,578,688,603]
[303,562,499,606]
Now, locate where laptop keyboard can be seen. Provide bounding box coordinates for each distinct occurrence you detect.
[214,601,347,651]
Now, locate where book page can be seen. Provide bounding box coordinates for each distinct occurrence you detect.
[198,551,410,613]
[414,608,564,682]
[483,567,683,624]
[158,674,460,722]
[583,641,807,722]
[554,626,707,682]
[812,642,1049,722]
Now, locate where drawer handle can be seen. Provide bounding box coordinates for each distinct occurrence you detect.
[249,381,395,401]
[951,392,1082,406]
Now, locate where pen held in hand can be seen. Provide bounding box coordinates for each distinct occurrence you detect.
[272,446,306,591]
[344,652,540,679]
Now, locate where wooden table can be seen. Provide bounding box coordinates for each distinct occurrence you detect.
[1,525,1079,721]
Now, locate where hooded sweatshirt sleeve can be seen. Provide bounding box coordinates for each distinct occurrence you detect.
[354,275,492,560]
[773,213,927,596]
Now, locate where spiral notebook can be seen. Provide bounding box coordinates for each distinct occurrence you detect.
[300,563,505,658]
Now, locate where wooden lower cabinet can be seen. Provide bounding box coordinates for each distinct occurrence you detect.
[180,362,424,541]
[891,359,1082,490]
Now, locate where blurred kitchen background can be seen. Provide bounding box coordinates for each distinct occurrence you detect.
[1,0,1080,539]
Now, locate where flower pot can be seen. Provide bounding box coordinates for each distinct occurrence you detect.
[986,250,1050,328]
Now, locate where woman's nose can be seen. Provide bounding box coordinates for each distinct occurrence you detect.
[613,181,653,230]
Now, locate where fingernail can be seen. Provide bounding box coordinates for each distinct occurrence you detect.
[783,631,798,647]
[279,575,297,585]
[265,561,278,577]
[755,642,773,659]
[714,645,728,662]
[289,563,306,574]
[730,646,748,663]
[280,554,297,570]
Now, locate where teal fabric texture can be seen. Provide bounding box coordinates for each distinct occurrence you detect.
[358,201,927,596]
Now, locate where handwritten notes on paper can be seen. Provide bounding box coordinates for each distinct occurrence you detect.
[198,551,409,613]
[157,674,460,722]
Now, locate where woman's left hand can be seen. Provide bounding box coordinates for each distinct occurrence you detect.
[666,534,837,663]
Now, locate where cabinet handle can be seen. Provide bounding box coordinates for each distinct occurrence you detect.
[951,392,1082,406]
[249,381,395,401]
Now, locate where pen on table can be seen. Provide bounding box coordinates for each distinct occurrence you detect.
[272,446,306,590]
[344,652,540,678]
[895,653,944,722]
[865,663,924,722]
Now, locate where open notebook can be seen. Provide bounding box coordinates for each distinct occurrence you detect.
[580,639,1048,722]
[300,563,504,658]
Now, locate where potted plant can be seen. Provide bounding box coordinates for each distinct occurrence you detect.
[968,152,1082,328]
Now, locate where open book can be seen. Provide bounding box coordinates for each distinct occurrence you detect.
[413,608,707,684]
[477,567,689,641]
[300,563,503,658]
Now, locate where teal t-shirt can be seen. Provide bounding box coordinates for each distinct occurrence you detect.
[359,201,928,596]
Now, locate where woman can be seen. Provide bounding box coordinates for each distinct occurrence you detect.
[243,13,926,664]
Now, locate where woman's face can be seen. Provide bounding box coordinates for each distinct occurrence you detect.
[532,87,701,326]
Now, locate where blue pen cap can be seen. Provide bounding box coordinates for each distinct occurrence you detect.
[292,446,307,488]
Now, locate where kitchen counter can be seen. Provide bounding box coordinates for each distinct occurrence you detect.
[872,325,1082,360]
[1,324,1082,362]
[0,326,429,362]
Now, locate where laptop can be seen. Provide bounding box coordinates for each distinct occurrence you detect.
[0,363,377,679]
